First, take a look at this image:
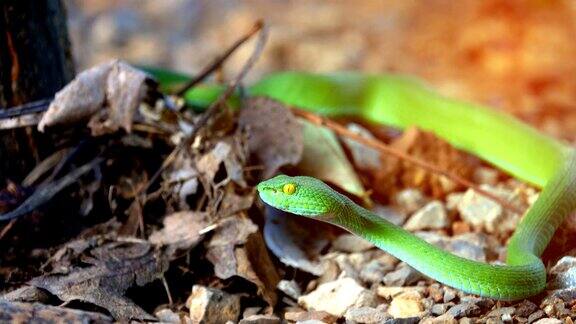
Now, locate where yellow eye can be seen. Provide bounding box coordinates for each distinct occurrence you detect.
[282,183,296,195]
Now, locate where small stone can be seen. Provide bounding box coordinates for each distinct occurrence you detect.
[459,318,474,324]
[360,259,394,285]
[385,317,421,324]
[446,303,481,319]
[532,319,562,324]
[548,256,576,289]
[277,280,302,300]
[421,314,458,324]
[542,297,569,318]
[515,300,538,317]
[404,201,449,231]
[284,310,338,323]
[395,189,427,214]
[332,234,374,253]
[527,310,545,323]
[155,308,182,323]
[298,277,370,316]
[417,232,488,262]
[443,288,457,303]
[388,290,425,318]
[431,304,452,315]
[187,285,241,324]
[384,263,422,287]
[377,286,426,299]
[457,186,503,233]
[550,287,576,302]
[473,167,500,185]
[374,205,407,226]
[451,221,471,235]
[486,306,515,319]
[243,307,262,319]
[239,314,281,324]
[428,284,444,303]
[345,306,390,323]
[446,193,464,211]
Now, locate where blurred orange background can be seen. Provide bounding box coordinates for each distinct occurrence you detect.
[65,0,576,140]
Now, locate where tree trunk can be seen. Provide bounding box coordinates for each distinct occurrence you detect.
[0,0,75,183]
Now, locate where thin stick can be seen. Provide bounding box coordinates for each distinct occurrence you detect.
[144,21,268,194]
[175,20,264,96]
[293,109,524,215]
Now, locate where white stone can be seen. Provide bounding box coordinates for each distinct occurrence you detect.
[404,201,449,231]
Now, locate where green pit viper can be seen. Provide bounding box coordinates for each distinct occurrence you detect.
[153,69,576,300]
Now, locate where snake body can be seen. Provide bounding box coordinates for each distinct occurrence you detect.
[159,70,576,300]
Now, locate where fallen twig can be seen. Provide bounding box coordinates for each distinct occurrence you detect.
[293,109,525,215]
[0,158,103,221]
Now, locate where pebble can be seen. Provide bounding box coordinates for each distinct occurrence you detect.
[417,232,487,262]
[421,314,458,324]
[532,319,563,324]
[187,285,241,324]
[332,234,374,253]
[431,303,452,316]
[395,188,428,214]
[342,123,382,171]
[548,256,576,289]
[486,306,515,320]
[457,186,503,232]
[344,305,390,323]
[388,290,425,318]
[277,280,302,300]
[239,315,281,324]
[443,288,457,303]
[155,308,183,323]
[515,300,538,317]
[384,263,423,287]
[446,303,481,319]
[298,277,373,317]
[284,310,338,323]
[374,205,408,226]
[377,286,426,299]
[404,201,450,231]
[527,310,546,323]
[360,259,394,285]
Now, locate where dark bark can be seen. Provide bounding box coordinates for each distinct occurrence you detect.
[0,0,75,183]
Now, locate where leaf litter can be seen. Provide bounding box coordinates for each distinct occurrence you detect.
[0,20,573,324]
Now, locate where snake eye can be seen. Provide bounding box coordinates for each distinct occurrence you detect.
[282,183,296,195]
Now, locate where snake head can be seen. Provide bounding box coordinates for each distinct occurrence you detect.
[257,175,334,218]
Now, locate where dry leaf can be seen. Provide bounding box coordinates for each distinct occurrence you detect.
[297,120,367,199]
[263,207,330,276]
[38,60,152,135]
[0,301,113,323]
[29,240,169,321]
[206,216,280,307]
[239,97,304,178]
[149,211,208,250]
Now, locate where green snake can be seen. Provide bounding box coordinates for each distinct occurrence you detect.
[154,69,576,300]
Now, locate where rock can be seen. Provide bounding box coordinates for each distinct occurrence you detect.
[473,167,500,185]
[388,290,425,318]
[377,286,426,299]
[515,300,538,317]
[548,256,576,289]
[277,280,302,300]
[332,234,374,253]
[395,189,427,214]
[298,278,373,317]
[384,263,422,287]
[427,284,444,303]
[404,200,449,231]
[239,314,281,324]
[532,319,562,324]
[374,205,408,226]
[446,303,481,319]
[445,193,464,211]
[187,285,241,324]
[486,306,515,320]
[155,308,183,323]
[421,314,458,324]
[284,310,338,323]
[297,321,330,324]
[457,185,520,233]
[542,297,569,318]
[549,287,576,302]
[385,317,421,324]
[345,306,391,323]
[417,232,488,262]
[431,304,452,315]
[527,310,545,323]
[443,288,457,303]
[360,259,394,285]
